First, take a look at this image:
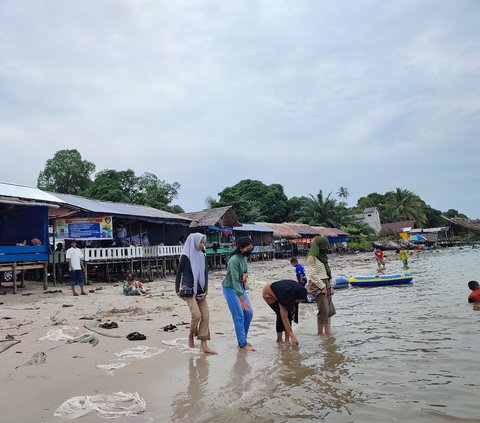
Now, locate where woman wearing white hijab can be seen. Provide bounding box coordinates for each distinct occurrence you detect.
[175,233,217,354]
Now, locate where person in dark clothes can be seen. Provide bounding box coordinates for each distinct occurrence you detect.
[175,233,217,354]
[262,280,308,346]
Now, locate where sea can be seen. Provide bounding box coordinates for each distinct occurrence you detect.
[169,247,479,423]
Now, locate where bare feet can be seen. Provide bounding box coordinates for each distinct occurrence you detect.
[276,341,285,347]
[200,341,218,355]
[72,291,79,296]
[188,335,195,348]
[241,344,255,351]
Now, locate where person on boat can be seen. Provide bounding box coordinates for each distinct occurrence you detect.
[306,236,336,335]
[262,280,308,346]
[467,280,480,303]
[222,237,255,351]
[374,248,386,269]
[399,247,409,268]
[175,233,217,355]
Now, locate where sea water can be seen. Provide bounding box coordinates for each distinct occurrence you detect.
[169,247,480,423]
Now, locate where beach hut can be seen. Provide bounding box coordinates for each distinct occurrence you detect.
[180,206,240,249]
[233,223,274,257]
[0,182,63,292]
[50,193,191,246]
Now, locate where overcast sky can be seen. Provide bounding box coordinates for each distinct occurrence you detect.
[1,0,479,218]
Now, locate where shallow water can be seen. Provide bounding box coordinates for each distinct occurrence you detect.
[169,247,480,423]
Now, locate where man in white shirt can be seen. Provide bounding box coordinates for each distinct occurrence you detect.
[66,240,87,296]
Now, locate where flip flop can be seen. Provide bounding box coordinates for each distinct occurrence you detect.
[99,321,118,329]
[163,324,177,332]
[126,332,146,341]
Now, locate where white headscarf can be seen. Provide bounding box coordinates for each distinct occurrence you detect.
[181,233,206,294]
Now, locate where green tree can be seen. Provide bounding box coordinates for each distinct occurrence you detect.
[136,172,181,211]
[86,169,138,203]
[209,180,288,223]
[86,169,182,211]
[285,196,310,222]
[37,149,95,194]
[385,187,427,226]
[336,186,350,204]
[299,190,350,227]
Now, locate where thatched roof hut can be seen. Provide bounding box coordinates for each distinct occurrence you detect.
[256,222,300,239]
[180,206,240,229]
[441,216,480,235]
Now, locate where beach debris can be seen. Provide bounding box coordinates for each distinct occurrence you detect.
[162,338,200,354]
[52,318,69,326]
[62,304,74,308]
[99,321,118,329]
[2,316,13,320]
[126,332,147,341]
[115,345,163,359]
[39,326,86,342]
[43,289,63,294]
[5,334,14,340]
[21,293,32,296]
[88,290,95,293]
[0,339,21,354]
[17,351,47,368]
[54,391,146,420]
[96,362,127,376]
[67,334,99,347]
[79,316,95,320]
[163,324,177,332]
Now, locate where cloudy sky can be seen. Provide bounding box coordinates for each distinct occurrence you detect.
[1,0,479,217]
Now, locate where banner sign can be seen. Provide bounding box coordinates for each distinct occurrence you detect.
[55,216,113,240]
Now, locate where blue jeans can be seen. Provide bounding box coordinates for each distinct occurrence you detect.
[223,286,253,347]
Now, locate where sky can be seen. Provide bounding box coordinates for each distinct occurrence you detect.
[1,0,479,218]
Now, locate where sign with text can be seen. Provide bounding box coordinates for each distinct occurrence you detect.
[55,216,113,240]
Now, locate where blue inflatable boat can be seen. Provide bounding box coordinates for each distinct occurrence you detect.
[332,276,349,289]
[349,273,413,287]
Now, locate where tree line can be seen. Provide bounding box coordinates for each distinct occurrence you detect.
[37,149,468,235]
[37,149,183,213]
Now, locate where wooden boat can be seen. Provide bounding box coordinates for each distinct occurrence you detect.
[349,273,413,287]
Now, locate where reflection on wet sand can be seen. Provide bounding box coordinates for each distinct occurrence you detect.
[171,355,210,422]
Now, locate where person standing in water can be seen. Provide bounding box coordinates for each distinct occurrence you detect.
[176,233,217,354]
[399,247,409,268]
[222,237,255,351]
[262,280,308,346]
[306,236,336,335]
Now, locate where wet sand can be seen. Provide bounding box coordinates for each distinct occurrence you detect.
[1,249,478,422]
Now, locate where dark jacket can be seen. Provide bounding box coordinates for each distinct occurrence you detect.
[175,255,209,294]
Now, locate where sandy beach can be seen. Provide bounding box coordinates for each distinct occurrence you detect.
[2,249,479,423]
[1,256,328,422]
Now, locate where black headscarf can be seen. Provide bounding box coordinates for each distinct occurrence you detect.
[271,280,308,323]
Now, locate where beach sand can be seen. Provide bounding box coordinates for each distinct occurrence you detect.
[0,253,379,422]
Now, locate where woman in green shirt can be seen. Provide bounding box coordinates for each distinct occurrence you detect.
[222,237,255,351]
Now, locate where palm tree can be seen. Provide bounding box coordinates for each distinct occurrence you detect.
[300,190,349,227]
[337,186,350,204]
[386,188,427,226]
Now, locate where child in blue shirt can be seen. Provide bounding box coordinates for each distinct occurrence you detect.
[290,258,307,286]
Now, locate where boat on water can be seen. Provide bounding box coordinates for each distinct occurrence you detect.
[349,273,413,287]
[332,276,349,289]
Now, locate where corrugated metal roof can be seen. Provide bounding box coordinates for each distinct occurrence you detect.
[381,220,415,233]
[0,181,65,204]
[52,192,190,222]
[234,224,274,233]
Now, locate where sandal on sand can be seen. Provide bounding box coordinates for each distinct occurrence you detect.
[99,321,118,329]
[126,332,146,341]
[163,324,177,332]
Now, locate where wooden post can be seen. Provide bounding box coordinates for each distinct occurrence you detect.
[20,269,25,288]
[13,262,17,294]
[52,219,57,286]
[105,262,110,283]
[43,262,48,290]
[84,262,88,286]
